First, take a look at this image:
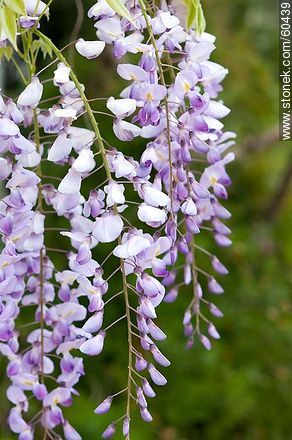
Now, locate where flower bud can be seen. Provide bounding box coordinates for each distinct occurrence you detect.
[150,345,171,367]
[102,423,116,439]
[214,234,232,247]
[148,364,167,386]
[199,334,212,351]
[208,302,224,318]
[139,297,157,319]
[122,417,130,437]
[142,379,156,398]
[137,387,147,408]
[140,407,153,422]
[184,323,193,337]
[63,421,81,440]
[137,315,149,334]
[94,396,113,415]
[152,258,169,277]
[208,277,224,294]
[211,256,229,275]
[147,320,166,341]
[163,287,178,303]
[178,238,189,255]
[135,354,147,372]
[33,383,47,400]
[208,323,220,339]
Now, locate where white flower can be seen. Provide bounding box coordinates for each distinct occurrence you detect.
[32,212,45,234]
[203,115,224,131]
[142,184,170,207]
[0,158,12,179]
[0,119,19,136]
[17,77,43,109]
[104,182,125,207]
[75,39,105,59]
[79,332,105,356]
[48,132,73,162]
[17,151,41,168]
[58,169,82,194]
[138,204,167,225]
[113,235,151,258]
[54,108,77,119]
[117,63,148,82]
[88,0,115,18]
[205,100,230,119]
[53,62,71,85]
[113,119,141,141]
[181,198,197,216]
[95,17,123,43]
[66,127,95,151]
[25,0,47,15]
[106,97,136,118]
[112,153,137,178]
[151,11,180,34]
[189,41,215,63]
[92,213,123,243]
[72,149,95,173]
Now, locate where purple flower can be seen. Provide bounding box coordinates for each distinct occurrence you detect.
[102,423,116,439]
[148,364,167,386]
[94,396,113,415]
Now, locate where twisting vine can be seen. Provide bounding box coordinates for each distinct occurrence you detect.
[0,0,235,438]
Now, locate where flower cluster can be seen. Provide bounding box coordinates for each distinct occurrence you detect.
[0,0,235,438]
[84,0,235,435]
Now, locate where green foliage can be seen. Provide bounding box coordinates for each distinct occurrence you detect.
[105,0,134,23]
[32,38,53,59]
[184,0,206,33]
[0,0,26,48]
[0,46,13,61]
[0,5,17,48]
[4,0,25,15]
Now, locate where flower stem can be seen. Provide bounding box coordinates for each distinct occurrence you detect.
[34,30,112,183]
[33,101,47,439]
[120,250,133,440]
[138,0,175,218]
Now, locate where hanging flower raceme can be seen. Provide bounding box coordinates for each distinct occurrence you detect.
[0,0,235,437]
[84,0,235,434]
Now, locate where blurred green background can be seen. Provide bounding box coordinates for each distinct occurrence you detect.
[1,0,292,439]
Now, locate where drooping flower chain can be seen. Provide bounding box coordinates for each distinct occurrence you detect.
[0,0,235,438]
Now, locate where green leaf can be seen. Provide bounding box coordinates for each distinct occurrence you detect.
[32,38,53,59]
[184,0,195,29]
[184,0,206,34]
[196,2,206,34]
[105,0,133,23]
[0,6,17,49]
[0,46,13,62]
[4,0,26,15]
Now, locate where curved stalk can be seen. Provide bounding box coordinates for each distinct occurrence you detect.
[120,245,133,440]
[33,109,46,385]
[138,0,175,218]
[186,165,200,334]
[34,30,112,182]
